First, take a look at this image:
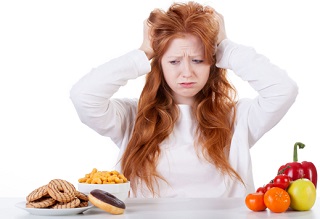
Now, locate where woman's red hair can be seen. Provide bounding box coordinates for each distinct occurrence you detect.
[121,1,242,196]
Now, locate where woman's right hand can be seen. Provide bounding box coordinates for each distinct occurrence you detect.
[139,19,154,60]
[214,11,227,46]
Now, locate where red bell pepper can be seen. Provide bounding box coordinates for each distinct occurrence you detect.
[278,142,317,188]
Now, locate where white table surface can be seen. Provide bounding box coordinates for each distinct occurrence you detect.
[2,197,319,219]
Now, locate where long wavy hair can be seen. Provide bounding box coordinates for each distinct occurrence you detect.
[121,1,242,196]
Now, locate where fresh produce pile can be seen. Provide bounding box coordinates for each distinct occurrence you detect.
[245,142,317,213]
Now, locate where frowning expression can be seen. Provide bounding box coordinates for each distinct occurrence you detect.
[161,34,210,105]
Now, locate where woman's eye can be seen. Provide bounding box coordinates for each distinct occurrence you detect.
[192,59,204,64]
[169,60,180,65]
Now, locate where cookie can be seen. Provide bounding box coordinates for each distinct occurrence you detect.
[26,197,56,208]
[78,201,89,208]
[26,185,48,202]
[75,191,89,201]
[47,179,76,203]
[51,198,81,209]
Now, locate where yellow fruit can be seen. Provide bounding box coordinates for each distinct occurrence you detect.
[287,178,316,211]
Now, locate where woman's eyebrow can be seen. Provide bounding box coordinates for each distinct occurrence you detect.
[165,55,204,59]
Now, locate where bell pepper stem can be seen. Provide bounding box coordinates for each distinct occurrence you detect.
[293,142,305,162]
[278,165,291,175]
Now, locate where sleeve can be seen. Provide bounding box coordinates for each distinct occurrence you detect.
[70,50,151,147]
[216,39,298,146]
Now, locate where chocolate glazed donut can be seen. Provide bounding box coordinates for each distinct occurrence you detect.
[89,189,125,214]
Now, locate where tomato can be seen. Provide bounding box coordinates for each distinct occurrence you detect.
[245,193,267,212]
[264,187,290,213]
[287,178,316,211]
[273,174,291,190]
[256,186,266,194]
[264,183,274,191]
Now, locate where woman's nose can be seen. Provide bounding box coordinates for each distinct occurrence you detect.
[181,62,192,78]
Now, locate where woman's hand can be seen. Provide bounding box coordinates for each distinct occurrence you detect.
[139,19,154,60]
[214,11,227,46]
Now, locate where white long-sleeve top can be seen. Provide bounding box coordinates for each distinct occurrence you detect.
[70,39,298,198]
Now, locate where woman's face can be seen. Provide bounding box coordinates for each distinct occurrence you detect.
[161,34,210,105]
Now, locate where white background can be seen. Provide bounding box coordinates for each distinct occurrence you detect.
[0,0,319,197]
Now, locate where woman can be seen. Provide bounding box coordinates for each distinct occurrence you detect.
[70,2,298,198]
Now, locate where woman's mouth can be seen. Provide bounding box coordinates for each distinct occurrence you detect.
[180,82,195,88]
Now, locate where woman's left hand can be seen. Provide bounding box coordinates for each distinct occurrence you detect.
[139,19,154,60]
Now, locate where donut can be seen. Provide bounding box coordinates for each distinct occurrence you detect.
[88,189,125,215]
[47,179,76,203]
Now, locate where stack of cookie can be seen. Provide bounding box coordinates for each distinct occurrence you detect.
[26,179,88,209]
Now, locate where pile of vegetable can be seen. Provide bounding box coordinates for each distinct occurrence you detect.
[245,142,317,213]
